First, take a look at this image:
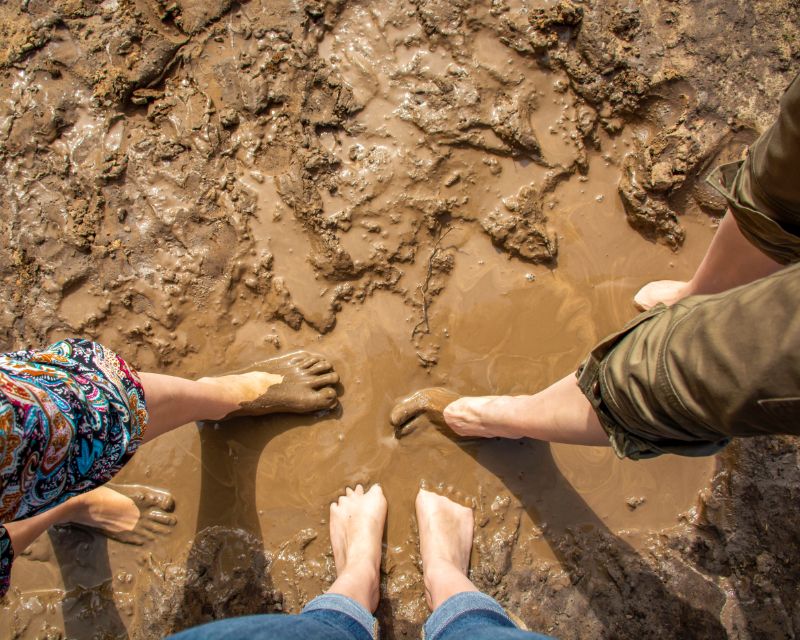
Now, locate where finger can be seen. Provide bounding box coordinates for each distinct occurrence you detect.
[354,484,364,495]
[346,487,354,497]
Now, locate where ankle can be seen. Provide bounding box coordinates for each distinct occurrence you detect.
[340,557,380,586]
[192,378,242,421]
[330,562,381,612]
[54,493,89,526]
[423,559,476,610]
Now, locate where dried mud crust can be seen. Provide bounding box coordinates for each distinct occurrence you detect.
[0,0,798,638]
[1,0,794,368]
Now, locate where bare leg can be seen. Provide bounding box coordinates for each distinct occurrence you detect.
[634,211,783,310]
[4,483,177,557]
[391,374,608,445]
[416,488,478,611]
[4,500,80,556]
[140,351,339,442]
[327,484,387,612]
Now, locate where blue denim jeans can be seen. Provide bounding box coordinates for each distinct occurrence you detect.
[169,591,554,640]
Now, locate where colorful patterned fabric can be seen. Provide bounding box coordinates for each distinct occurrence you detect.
[0,339,148,597]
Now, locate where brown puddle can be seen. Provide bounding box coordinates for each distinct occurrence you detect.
[7,151,718,635]
[4,0,793,636]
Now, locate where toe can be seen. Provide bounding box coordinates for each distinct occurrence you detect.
[142,520,172,536]
[389,393,426,427]
[154,492,175,512]
[355,484,365,495]
[307,360,333,374]
[318,387,338,405]
[148,510,177,526]
[346,487,355,497]
[287,352,308,366]
[311,372,339,389]
[301,356,321,369]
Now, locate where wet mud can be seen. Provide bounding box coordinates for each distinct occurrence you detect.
[1,0,798,638]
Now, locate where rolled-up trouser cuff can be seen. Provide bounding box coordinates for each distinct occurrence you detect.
[707,160,800,265]
[705,72,800,265]
[576,305,730,460]
[302,594,378,640]
[423,592,520,640]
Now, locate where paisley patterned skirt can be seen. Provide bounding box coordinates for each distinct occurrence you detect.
[0,339,148,596]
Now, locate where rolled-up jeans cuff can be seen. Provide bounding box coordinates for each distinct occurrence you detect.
[423,592,517,640]
[302,593,378,640]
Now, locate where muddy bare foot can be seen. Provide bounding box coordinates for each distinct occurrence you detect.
[327,484,387,613]
[390,388,461,438]
[633,280,691,310]
[70,484,176,545]
[199,351,340,419]
[416,487,478,610]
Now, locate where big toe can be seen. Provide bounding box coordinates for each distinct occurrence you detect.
[316,386,339,408]
[142,489,175,512]
[390,393,426,427]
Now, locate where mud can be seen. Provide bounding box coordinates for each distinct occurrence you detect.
[213,351,340,418]
[1,0,798,638]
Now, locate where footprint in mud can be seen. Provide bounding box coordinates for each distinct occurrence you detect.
[390,387,462,438]
[203,351,341,419]
[142,526,281,634]
[70,483,177,546]
[472,491,521,588]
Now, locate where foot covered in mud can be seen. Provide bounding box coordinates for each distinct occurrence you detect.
[327,484,387,613]
[416,486,478,610]
[633,279,691,311]
[390,387,461,438]
[69,484,176,545]
[199,351,340,419]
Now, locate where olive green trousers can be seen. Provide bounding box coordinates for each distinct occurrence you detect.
[579,72,800,459]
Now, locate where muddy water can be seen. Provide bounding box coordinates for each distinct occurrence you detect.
[1,0,743,636]
[8,145,718,637]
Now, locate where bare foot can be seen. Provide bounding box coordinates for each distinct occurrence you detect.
[327,484,387,612]
[70,484,176,545]
[390,388,461,438]
[633,279,691,311]
[416,487,478,610]
[198,351,340,420]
